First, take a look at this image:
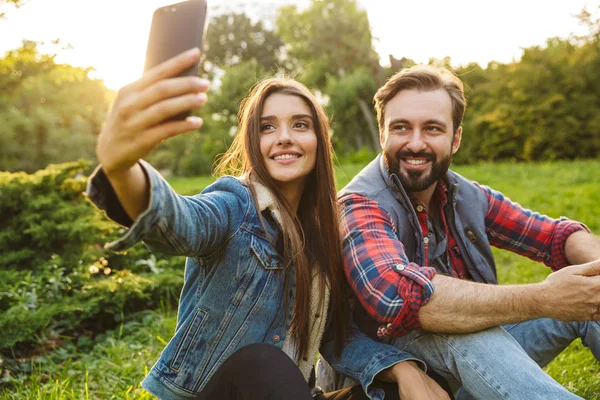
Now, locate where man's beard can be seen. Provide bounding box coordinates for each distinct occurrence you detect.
[384,150,452,193]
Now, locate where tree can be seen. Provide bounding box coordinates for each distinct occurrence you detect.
[325,68,379,153]
[0,41,114,172]
[276,0,380,88]
[201,13,284,77]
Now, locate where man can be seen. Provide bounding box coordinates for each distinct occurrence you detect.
[334,65,600,398]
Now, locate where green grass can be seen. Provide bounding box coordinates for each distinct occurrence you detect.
[2,160,599,399]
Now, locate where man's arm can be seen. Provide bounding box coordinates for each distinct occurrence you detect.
[339,194,437,338]
[476,182,591,271]
[419,260,600,332]
[420,183,600,333]
[565,230,600,265]
[340,194,600,337]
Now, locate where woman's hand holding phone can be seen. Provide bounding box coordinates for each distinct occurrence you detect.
[95,48,209,220]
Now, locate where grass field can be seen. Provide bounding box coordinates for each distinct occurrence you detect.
[2,160,599,399]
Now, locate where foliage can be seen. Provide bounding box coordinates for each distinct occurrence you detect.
[454,8,600,163]
[0,310,175,399]
[0,160,105,270]
[0,163,184,350]
[326,68,379,152]
[276,0,380,88]
[201,13,284,77]
[0,41,114,173]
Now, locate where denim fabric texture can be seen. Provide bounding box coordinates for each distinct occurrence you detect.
[87,161,419,400]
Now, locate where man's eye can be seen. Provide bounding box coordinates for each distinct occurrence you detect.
[392,125,407,131]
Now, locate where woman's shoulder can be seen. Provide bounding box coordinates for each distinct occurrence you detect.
[201,176,250,197]
[198,176,256,216]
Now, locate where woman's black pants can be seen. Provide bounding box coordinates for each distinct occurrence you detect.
[198,343,400,400]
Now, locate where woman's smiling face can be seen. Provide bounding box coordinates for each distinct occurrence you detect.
[259,93,318,193]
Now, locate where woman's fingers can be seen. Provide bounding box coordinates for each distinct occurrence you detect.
[134,76,209,115]
[144,115,204,145]
[129,47,201,93]
[126,92,208,131]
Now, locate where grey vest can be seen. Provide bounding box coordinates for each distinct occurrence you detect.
[340,155,499,337]
[339,154,498,284]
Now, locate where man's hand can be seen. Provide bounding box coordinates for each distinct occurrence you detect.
[539,259,600,321]
[377,361,451,400]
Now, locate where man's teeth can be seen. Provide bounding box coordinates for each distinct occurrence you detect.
[405,159,427,165]
[274,154,299,160]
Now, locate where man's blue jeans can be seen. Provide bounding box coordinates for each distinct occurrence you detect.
[317,319,598,398]
[392,319,599,399]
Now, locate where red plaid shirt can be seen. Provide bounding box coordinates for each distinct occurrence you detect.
[340,180,589,338]
[412,181,470,280]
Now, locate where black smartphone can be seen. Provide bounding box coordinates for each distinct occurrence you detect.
[144,0,208,120]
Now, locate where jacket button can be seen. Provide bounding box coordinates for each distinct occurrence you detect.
[423,237,429,244]
[394,264,405,272]
[272,335,281,344]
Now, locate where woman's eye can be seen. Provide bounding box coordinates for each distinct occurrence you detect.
[294,121,309,129]
[260,123,275,132]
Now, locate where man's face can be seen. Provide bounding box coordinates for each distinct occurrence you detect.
[380,89,462,193]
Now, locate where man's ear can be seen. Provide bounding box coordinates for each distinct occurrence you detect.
[451,126,462,154]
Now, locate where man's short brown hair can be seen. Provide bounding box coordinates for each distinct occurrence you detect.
[374,65,467,133]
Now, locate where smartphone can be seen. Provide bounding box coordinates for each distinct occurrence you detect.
[144,0,208,120]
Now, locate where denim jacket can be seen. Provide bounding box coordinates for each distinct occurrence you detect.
[87,161,423,400]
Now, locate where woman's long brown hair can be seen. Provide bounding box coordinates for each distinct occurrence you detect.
[216,77,348,358]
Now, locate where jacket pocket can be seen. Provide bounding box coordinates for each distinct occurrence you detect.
[169,307,209,372]
[250,235,284,270]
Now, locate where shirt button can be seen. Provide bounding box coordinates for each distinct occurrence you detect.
[394,264,405,272]
[424,237,429,244]
[416,205,424,212]
[272,335,281,344]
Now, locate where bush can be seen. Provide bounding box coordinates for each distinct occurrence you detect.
[0,162,184,351]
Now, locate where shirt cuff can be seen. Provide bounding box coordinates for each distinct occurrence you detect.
[86,161,164,252]
[377,264,436,338]
[547,219,591,270]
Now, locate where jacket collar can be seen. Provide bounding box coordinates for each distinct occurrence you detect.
[240,174,282,225]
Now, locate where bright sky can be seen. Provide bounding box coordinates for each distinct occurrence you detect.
[0,0,595,90]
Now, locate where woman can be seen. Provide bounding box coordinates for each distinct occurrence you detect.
[88,48,449,400]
